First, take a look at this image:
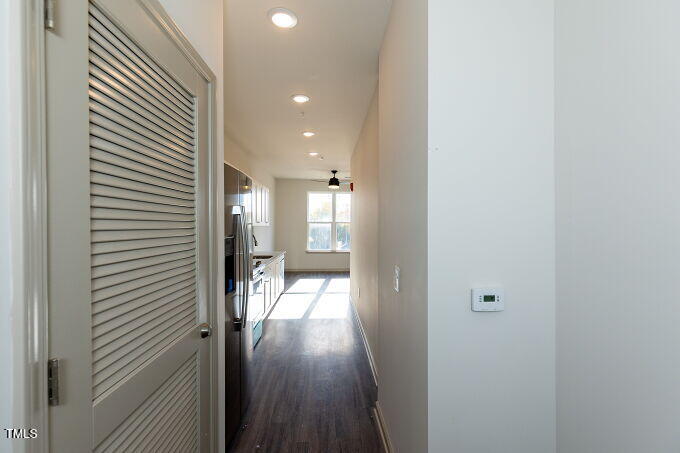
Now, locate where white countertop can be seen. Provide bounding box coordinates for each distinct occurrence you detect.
[252,250,285,275]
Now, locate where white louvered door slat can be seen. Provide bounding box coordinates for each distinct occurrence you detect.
[93,357,198,453]
[91,184,195,207]
[90,113,195,161]
[87,28,194,121]
[89,76,195,142]
[91,173,195,201]
[89,59,195,134]
[92,280,196,326]
[91,250,196,279]
[90,137,195,176]
[91,158,195,193]
[47,1,212,451]
[89,90,195,149]
[88,6,194,108]
[88,0,199,404]
[91,234,196,253]
[92,241,196,266]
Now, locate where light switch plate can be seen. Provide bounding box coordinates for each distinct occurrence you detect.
[393,265,400,293]
[471,287,504,312]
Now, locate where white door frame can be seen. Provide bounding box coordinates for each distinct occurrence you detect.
[14,1,220,451]
[139,2,220,450]
[7,1,49,452]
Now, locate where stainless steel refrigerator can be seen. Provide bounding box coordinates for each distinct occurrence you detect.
[224,163,255,446]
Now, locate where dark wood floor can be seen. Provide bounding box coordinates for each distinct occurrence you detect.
[228,272,382,453]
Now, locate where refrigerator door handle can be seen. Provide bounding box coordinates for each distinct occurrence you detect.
[232,212,241,327]
[239,205,249,323]
[232,208,246,328]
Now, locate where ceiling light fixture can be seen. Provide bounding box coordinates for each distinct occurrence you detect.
[268,8,298,29]
[302,131,315,138]
[308,152,319,156]
[292,94,310,104]
[328,170,340,190]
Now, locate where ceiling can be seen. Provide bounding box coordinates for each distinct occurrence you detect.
[224,0,391,180]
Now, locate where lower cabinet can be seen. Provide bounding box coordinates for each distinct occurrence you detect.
[271,256,284,303]
[272,261,279,303]
[264,277,271,312]
[262,254,285,318]
[276,257,285,300]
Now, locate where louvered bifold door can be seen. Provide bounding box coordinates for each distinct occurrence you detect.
[86,3,208,451]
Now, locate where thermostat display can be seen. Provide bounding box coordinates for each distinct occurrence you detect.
[472,287,504,312]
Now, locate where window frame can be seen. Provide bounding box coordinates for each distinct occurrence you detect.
[306,191,351,253]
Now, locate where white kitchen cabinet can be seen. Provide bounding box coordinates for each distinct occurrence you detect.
[272,260,280,302]
[262,186,269,225]
[276,256,285,300]
[264,276,272,312]
[259,252,285,320]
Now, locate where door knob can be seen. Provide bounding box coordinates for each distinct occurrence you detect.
[199,323,212,338]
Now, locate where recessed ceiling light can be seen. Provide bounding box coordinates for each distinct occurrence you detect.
[268,8,298,29]
[302,131,315,138]
[308,152,319,156]
[292,94,310,104]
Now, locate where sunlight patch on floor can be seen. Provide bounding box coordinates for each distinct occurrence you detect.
[325,277,350,293]
[269,276,351,321]
[309,293,350,319]
[268,293,316,319]
[287,278,326,294]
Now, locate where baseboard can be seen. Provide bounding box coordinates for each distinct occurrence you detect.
[350,297,391,452]
[372,402,394,453]
[349,296,379,389]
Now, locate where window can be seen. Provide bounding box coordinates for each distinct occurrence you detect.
[307,192,351,251]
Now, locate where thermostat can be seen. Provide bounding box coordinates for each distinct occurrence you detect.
[471,287,504,312]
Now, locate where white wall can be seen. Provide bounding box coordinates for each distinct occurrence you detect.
[223,132,253,177]
[377,0,429,450]
[350,89,380,372]
[428,1,556,452]
[555,1,680,451]
[274,179,350,271]
[1,1,26,451]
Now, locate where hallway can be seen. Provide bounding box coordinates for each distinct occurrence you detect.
[229,272,382,452]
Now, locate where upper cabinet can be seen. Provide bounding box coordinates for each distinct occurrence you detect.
[252,180,270,226]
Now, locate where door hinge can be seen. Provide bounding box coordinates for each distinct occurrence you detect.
[47,358,60,406]
[44,0,55,31]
